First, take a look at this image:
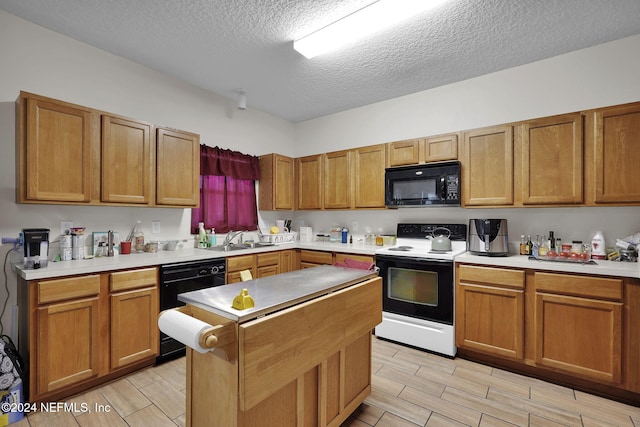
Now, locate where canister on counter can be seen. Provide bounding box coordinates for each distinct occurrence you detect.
[571,241,583,254]
[71,234,86,260]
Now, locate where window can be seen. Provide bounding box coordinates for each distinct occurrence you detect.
[191,146,260,233]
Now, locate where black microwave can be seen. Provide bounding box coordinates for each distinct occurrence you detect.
[385,161,461,207]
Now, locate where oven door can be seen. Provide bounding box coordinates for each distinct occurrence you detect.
[375,255,454,325]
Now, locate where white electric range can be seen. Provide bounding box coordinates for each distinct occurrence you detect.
[374,223,467,357]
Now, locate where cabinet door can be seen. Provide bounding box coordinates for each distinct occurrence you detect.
[296,155,323,210]
[37,297,100,395]
[591,103,640,203]
[353,145,386,208]
[456,265,525,360]
[21,95,94,203]
[279,250,295,273]
[535,292,622,384]
[387,139,421,166]
[156,127,200,207]
[424,134,458,162]
[256,265,279,278]
[521,113,583,204]
[462,125,514,206]
[259,154,294,210]
[101,115,152,204]
[324,150,351,209]
[111,287,159,369]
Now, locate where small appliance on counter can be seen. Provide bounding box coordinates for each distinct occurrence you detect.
[468,219,509,256]
[23,228,50,269]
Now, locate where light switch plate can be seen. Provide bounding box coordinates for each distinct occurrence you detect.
[60,221,73,236]
[152,220,161,234]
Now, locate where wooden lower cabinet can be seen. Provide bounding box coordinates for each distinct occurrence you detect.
[36,294,100,395]
[19,268,159,402]
[299,250,334,269]
[456,263,636,400]
[534,272,623,385]
[456,265,525,360]
[110,268,159,369]
[279,249,295,273]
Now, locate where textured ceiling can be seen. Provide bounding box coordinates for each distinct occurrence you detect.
[2,0,640,122]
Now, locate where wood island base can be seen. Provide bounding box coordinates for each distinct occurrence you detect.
[182,276,382,427]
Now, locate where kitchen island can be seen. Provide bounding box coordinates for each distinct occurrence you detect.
[172,265,382,427]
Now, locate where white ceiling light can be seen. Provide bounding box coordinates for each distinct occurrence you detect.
[293,0,449,59]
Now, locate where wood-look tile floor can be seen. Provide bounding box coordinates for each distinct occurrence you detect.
[13,337,640,426]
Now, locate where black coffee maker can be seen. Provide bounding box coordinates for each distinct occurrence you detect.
[23,228,50,269]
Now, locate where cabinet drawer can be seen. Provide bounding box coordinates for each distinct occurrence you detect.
[458,265,524,289]
[110,267,157,292]
[534,272,623,301]
[228,255,255,272]
[299,250,333,265]
[38,275,101,304]
[256,252,279,267]
[334,253,374,265]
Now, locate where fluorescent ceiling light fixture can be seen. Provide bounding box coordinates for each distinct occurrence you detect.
[294,0,449,58]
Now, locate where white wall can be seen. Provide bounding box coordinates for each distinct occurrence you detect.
[0,11,294,335]
[291,34,640,253]
[293,34,640,155]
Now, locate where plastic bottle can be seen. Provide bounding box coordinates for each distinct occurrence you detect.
[209,228,217,247]
[341,228,348,244]
[134,221,145,253]
[591,231,606,260]
[198,222,207,248]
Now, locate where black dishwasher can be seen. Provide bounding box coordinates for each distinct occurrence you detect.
[157,259,225,363]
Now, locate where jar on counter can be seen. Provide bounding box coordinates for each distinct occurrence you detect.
[375,235,384,246]
[571,241,583,254]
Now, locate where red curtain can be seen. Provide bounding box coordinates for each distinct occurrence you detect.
[191,146,260,233]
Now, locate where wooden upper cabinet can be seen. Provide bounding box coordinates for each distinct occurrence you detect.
[519,113,583,205]
[323,150,351,209]
[424,134,458,162]
[17,92,96,203]
[589,102,640,204]
[296,154,323,210]
[156,127,200,207]
[462,125,514,206]
[387,139,421,167]
[101,115,153,204]
[353,144,386,208]
[259,154,294,210]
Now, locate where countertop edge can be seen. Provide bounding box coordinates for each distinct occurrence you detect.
[455,252,640,279]
[15,241,378,281]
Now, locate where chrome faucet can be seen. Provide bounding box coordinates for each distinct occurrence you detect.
[223,230,246,246]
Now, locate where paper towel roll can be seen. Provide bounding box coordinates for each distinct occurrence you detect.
[158,310,214,353]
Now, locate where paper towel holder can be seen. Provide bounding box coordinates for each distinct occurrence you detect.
[198,325,223,349]
[159,307,225,351]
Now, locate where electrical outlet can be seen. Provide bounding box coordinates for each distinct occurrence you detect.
[152,220,161,234]
[352,220,359,232]
[60,221,73,236]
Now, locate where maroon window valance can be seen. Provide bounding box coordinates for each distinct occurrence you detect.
[200,145,260,180]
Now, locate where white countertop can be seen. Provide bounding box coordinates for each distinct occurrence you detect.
[16,241,639,281]
[15,241,378,281]
[455,252,640,278]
